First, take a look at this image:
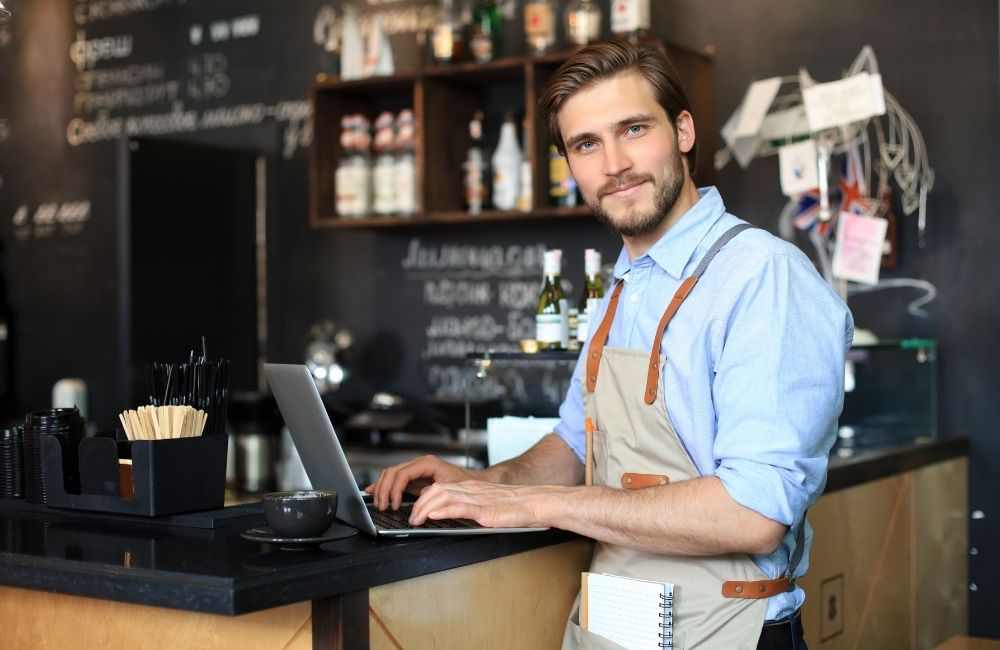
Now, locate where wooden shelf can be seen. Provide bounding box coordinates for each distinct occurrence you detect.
[308,44,715,230]
[311,206,592,229]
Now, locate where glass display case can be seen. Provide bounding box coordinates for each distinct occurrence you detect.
[837,338,938,455]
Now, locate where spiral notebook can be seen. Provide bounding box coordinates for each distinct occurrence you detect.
[582,572,674,650]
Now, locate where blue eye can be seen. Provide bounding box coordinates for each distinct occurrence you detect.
[576,140,596,152]
[626,124,645,135]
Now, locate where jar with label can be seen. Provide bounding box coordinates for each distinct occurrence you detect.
[394,109,417,216]
[372,111,396,216]
[524,0,556,55]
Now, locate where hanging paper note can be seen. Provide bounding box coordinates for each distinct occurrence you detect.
[832,212,889,285]
[778,139,819,196]
[802,72,886,132]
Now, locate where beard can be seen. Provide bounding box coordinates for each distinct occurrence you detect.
[586,151,685,238]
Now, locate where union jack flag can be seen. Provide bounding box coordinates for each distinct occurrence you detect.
[839,143,880,217]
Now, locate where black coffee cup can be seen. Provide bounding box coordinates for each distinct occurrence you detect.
[262,490,338,538]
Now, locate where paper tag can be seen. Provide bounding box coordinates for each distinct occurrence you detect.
[802,72,887,132]
[778,139,819,196]
[760,105,810,143]
[832,212,889,285]
[720,106,759,169]
[733,77,783,138]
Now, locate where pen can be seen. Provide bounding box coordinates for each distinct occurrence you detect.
[585,416,594,486]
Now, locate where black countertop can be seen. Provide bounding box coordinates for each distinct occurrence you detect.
[0,436,967,616]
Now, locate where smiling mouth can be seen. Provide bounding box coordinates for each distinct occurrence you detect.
[599,174,653,200]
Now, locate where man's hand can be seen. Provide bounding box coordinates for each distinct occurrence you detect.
[408,481,550,528]
[365,455,478,511]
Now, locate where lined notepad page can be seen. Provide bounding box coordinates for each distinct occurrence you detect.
[583,572,674,650]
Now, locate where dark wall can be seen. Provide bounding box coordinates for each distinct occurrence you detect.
[0,0,996,635]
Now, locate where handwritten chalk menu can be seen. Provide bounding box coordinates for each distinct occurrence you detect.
[0,0,433,423]
[378,225,614,417]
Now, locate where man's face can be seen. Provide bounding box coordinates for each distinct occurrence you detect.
[559,72,690,237]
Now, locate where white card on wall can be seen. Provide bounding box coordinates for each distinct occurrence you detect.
[832,212,889,285]
[778,139,819,196]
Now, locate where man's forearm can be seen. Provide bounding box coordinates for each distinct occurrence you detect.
[479,433,583,486]
[534,475,787,556]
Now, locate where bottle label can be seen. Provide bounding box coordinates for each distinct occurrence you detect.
[373,158,396,215]
[470,31,493,62]
[549,154,570,202]
[394,157,416,215]
[576,312,589,342]
[536,314,564,345]
[525,4,554,39]
[611,0,650,34]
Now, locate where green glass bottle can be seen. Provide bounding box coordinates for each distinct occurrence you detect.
[471,0,501,63]
[536,249,568,350]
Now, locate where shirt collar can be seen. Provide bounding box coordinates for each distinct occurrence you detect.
[612,186,728,281]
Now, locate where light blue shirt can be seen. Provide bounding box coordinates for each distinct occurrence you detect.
[554,187,854,621]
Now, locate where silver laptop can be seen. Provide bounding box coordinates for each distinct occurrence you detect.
[264,363,547,537]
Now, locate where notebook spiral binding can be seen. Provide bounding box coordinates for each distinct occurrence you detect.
[658,592,674,648]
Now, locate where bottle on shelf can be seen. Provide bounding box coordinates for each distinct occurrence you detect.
[536,249,569,350]
[470,0,502,63]
[372,111,397,216]
[491,112,523,211]
[394,109,417,216]
[335,114,371,218]
[564,0,602,47]
[576,248,604,343]
[610,0,651,43]
[548,144,578,208]
[432,0,464,64]
[464,111,488,214]
[524,0,557,56]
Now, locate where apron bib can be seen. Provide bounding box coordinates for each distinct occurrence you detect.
[563,225,780,650]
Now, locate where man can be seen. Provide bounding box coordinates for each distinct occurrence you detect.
[369,40,852,649]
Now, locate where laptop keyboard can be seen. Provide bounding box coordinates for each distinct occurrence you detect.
[368,505,479,530]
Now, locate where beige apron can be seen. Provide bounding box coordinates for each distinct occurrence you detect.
[563,225,792,650]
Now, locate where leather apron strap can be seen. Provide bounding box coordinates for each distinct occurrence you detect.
[644,223,755,404]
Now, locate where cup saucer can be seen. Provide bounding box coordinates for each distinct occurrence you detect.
[240,522,358,549]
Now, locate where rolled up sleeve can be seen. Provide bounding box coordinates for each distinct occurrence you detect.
[711,251,853,526]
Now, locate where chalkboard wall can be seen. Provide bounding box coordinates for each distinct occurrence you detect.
[0,0,997,635]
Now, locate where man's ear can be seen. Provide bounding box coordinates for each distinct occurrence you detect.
[675,110,696,154]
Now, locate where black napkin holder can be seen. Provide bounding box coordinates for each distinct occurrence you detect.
[41,433,228,516]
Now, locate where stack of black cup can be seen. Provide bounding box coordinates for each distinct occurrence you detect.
[21,408,86,504]
[0,426,23,499]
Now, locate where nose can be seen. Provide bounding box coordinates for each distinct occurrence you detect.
[602,140,633,176]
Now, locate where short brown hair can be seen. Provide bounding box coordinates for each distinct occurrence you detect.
[539,40,696,175]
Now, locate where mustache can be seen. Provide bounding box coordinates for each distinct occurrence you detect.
[597,173,655,199]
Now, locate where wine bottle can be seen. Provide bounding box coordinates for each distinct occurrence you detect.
[536,249,569,350]
[576,248,604,343]
[464,111,488,213]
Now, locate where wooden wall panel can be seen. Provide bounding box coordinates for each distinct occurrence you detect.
[368,540,593,650]
[0,586,313,650]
